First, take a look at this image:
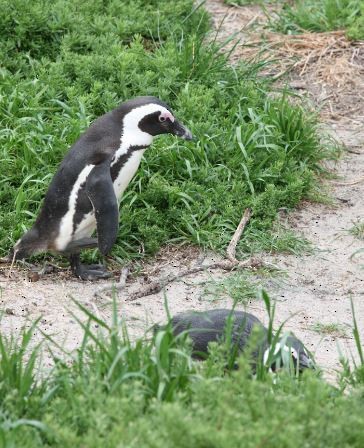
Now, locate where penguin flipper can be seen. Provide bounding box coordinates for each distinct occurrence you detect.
[64,237,98,254]
[86,161,119,255]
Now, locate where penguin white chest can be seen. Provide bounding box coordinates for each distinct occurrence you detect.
[55,164,95,251]
[113,150,145,200]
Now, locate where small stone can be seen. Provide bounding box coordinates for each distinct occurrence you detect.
[289,80,307,89]
[28,271,40,282]
[5,308,15,315]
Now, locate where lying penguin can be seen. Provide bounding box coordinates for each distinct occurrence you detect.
[5,97,193,280]
[160,309,314,372]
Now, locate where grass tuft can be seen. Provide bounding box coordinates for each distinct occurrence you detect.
[0,292,363,445]
[269,0,364,40]
[350,220,364,240]
[224,0,363,40]
[311,322,348,338]
[203,272,259,303]
[0,318,45,415]
[339,299,364,387]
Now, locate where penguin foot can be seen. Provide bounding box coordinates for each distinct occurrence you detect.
[74,264,112,281]
[69,255,111,281]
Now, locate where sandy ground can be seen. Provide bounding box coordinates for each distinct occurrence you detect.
[0,0,363,380]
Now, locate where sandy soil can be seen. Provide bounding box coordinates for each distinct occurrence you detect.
[0,0,363,380]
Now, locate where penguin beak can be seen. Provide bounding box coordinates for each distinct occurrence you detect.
[171,120,194,140]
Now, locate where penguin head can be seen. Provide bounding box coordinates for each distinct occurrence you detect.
[263,333,315,373]
[120,96,193,142]
[285,335,315,370]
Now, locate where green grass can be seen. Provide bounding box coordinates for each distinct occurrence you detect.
[203,271,259,303]
[224,0,271,5]
[311,322,348,338]
[2,1,364,446]
[0,292,364,447]
[269,0,364,40]
[224,0,364,40]
[243,221,311,254]
[0,0,336,265]
[350,220,364,240]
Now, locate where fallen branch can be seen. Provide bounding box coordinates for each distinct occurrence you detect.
[126,207,259,301]
[226,208,252,262]
[6,251,17,280]
[126,257,262,302]
[346,148,362,155]
[92,207,261,302]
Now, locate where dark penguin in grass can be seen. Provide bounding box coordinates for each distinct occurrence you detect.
[7,96,193,280]
[161,309,314,372]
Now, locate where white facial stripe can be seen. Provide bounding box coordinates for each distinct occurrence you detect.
[160,111,174,122]
[273,344,281,355]
[55,164,94,250]
[111,103,170,167]
[263,343,283,365]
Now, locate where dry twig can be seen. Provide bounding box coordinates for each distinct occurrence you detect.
[92,207,263,301]
[226,208,252,262]
[332,176,364,186]
[126,207,262,301]
[126,258,261,302]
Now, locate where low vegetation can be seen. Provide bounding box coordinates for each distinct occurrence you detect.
[224,0,364,40]
[350,220,364,240]
[271,0,364,40]
[203,271,259,303]
[0,0,335,264]
[0,293,363,446]
[311,322,348,338]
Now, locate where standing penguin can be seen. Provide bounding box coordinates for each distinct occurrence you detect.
[6,96,193,280]
[159,309,314,372]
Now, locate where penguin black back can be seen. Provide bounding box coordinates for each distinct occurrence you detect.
[162,309,314,372]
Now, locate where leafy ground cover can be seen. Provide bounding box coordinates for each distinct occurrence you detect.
[0,292,362,447]
[272,0,364,40]
[350,220,364,240]
[0,294,364,447]
[224,0,364,40]
[0,0,334,263]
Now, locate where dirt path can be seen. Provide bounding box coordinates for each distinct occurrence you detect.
[0,0,363,379]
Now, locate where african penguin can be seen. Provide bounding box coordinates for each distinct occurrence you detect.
[7,96,193,280]
[159,309,314,372]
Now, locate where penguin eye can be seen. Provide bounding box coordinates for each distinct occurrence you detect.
[159,115,167,123]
